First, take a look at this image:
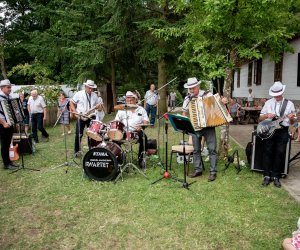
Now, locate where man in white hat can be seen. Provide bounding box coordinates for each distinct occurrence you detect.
[259,81,295,188]
[70,80,104,157]
[182,77,218,182]
[114,91,149,167]
[0,79,18,170]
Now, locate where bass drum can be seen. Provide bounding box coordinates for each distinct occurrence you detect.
[83,142,124,181]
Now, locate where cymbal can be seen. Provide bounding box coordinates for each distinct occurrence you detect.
[114,104,138,111]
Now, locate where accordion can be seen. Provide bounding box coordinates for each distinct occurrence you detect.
[189,94,232,131]
[0,98,25,126]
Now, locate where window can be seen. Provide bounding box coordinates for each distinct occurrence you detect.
[274,55,283,82]
[237,68,240,88]
[248,62,253,86]
[254,59,262,85]
[298,53,300,87]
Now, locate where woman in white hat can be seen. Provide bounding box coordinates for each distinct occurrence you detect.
[259,81,296,188]
[182,77,218,182]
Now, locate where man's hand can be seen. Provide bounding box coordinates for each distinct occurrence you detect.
[266,113,276,119]
[3,122,10,128]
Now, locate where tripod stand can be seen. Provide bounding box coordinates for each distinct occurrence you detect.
[223,149,241,173]
[11,123,40,173]
[152,120,185,186]
[53,103,80,172]
[114,140,148,183]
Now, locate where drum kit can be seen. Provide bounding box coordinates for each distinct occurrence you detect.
[80,103,148,182]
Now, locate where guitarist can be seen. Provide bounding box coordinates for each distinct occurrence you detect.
[259,81,295,188]
[0,79,18,170]
[70,80,104,157]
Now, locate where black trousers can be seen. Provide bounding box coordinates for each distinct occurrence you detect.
[31,113,49,141]
[0,125,14,166]
[262,127,289,178]
[74,119,91,153]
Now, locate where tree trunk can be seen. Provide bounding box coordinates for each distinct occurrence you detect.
[157,58,167,114]
[0,56,7,79]
[110,55,117,108]
[223,51,237,98]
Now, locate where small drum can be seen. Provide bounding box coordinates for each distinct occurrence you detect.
[108,121,125,141]
[83,142,124,181]
[124,131,138,143]
[86,120,107,141]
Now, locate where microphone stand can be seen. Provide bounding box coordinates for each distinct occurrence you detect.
[152,121,183,185]
[223,149,241,174]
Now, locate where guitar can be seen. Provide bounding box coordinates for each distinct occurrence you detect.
[257,116,288,140]
[9,138,19,161]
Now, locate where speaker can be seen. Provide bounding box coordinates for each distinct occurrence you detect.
[250,132,290,176]
[13,133,33,154]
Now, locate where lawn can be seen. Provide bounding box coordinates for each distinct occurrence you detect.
[0,113,299,249]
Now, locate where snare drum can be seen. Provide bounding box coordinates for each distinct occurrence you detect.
[83,142,124,181]
[124,131,138,143]
[86,120,107,141]
[108,121,125,141]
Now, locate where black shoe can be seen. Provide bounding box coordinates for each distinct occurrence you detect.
[208,174,217,182]
[4,163,18,170]
[262,176,271,186]
[42,136,49,142]
[273,177,281,188]
[189,171,203,178]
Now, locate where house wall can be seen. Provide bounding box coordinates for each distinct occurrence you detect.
[233,38,300,102]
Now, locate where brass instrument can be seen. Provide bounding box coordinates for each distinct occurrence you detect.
[189,94,232,131]
[75,106,98,121]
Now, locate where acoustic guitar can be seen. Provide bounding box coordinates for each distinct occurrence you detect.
[9,138,19,161]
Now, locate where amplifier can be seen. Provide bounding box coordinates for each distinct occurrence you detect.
[250,132,290,176]
[13,133,33,154]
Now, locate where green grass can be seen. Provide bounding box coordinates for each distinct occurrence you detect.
[0,113,299,249]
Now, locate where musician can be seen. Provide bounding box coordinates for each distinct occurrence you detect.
[0,79,18,170]
[144,83,159,126]
[259,81,295,188]
[28,89,49,143]
[115,91,149,167]
[182,77,217,182]
[70,80,103,157]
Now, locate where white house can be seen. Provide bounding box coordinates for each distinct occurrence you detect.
[233,37,300,102]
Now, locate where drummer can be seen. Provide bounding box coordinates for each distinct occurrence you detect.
[114,91,149,168]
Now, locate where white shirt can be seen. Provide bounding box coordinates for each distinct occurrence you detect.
[28,95,46,114]
[0,90,12,121]
[260,97,295,127]
[115,106,149,131]
[95,97,105,121]
[71,90,102,113]
[169,92,176,101]
[145,90,160,105]
[182,90,213,113]
[247,93,254,102]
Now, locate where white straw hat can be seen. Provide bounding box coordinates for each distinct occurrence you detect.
[269,81,286,96]
[184,77,201,88]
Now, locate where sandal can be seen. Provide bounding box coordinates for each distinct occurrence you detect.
[295,139,300,142]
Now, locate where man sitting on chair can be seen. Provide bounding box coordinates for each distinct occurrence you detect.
[114,91,149,168]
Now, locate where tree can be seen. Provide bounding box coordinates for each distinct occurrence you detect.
[179,0,300,97]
